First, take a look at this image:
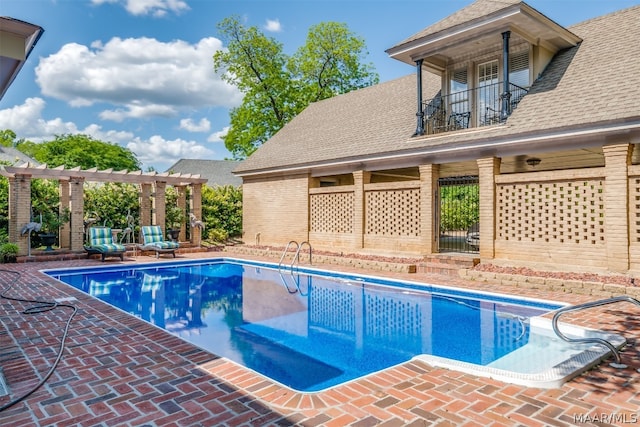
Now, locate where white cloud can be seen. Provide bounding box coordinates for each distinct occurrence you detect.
[0,97,80,140]
[180,117,211,132]
[35,37,242,120]
[0,98,136,145]
[127,135,215,171]
[264,18,283,33]
[91,0,190,17]
[207,126,228,143]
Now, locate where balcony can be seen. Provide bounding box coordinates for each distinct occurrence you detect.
[421,82,528,135]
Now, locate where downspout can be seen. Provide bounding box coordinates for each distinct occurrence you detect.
[501,31,511,121]
[414,58,425,136]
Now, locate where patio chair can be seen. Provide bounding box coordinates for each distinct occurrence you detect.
[84,227,126,261]
[139,225,180,258]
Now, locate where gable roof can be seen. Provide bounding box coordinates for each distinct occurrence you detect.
[0,145,39,165]
[235,3,640,177]
[167,159,242,186]
[386,0,580,69]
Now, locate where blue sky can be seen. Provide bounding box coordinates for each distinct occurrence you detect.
[1,0,637,171]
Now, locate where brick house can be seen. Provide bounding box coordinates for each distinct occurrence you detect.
[234,0,640,275]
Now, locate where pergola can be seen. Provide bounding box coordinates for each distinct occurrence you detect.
[1,163,207,256]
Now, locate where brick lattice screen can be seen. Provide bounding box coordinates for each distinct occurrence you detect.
[496,179,605,244]
[310,192,354,233]
[365,189,420,236]
[630,177,640,243]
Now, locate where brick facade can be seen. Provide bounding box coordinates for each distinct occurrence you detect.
[244,141,640,276]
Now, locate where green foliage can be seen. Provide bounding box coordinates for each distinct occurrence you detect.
[84,183,140,230]
[0,129,19,147]
[214,16,378,160]
[165,187,185,229]
[440,184,479,232]
[0,242,18,262]
[206,228,229,243]
[16,133,140,171]
[201,185,242,239]
[0,242,18,255]
[0,172,8,243]
[30,179,68,232]
[290,22,379,103]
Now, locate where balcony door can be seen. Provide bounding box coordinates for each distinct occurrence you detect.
[477,60,499,125]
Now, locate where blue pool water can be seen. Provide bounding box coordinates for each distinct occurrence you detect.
[45,258,563,392]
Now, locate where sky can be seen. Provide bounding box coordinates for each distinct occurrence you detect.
[1,0,638,172]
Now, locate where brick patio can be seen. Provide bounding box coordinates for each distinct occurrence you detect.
[1,251,639,426]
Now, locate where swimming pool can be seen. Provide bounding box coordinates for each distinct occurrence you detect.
[44,258,624,391]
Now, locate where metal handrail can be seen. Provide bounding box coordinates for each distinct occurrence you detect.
[278,240,299,272]
[551,295,640,368]
[422,81,528,135]
[294,241,312,269]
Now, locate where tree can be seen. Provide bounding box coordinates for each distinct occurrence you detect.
[16,134,140,171]
[214,17,378,160]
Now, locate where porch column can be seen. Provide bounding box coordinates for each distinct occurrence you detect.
[190,183,203,244]
[419,164,439,255]
[9,173,32,256]
[140,183,152,227]
[176,185,187,241]
[352,170,371,250]
[154,181,167,234]
[69,176,85,251]
[603,143,632,273]
[414,58,425,136]
[477,157,501,260]
[501,31,511,120]
[59,179,70,249]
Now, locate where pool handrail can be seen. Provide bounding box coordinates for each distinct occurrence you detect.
[278,240,312,273]
[551,295,640,368]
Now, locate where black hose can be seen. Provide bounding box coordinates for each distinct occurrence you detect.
[0,268,77,412]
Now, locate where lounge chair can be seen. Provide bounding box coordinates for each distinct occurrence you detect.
[84,227,126,261]
[139,225,179,258]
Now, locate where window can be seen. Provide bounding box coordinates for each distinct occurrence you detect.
[449,68,469,115]
[478,60,499,124]
[509,50,530,88]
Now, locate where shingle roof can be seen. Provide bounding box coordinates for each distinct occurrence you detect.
[166,159,242,186]
[236,3,640,176]
[390,0,521,51]
[0,146,39,165]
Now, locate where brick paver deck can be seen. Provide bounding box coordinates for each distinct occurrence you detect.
[1,251,639,426]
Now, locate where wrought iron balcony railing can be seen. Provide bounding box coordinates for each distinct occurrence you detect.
[421,82,528,135]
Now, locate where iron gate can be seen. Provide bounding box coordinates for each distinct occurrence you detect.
[438,176,479,253]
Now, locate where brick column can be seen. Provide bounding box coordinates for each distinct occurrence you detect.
[140,183,152,227]
[603,143,632,273]
[352,171,371,250]
[154,181,167,234]
[69,177,85,251]
[176,185,187,242]
[190,183,203,244]
[59,180,71,248]
[419,164,439,255]
[477,157,501,260]
[9,174,32,256]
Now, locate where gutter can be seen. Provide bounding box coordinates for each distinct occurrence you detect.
[234,119,640,178]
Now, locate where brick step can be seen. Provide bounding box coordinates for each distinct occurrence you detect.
[417,262,464,276]
[422,254,480,268]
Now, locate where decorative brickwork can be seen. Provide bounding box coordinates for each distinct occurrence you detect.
[496,179,605,245]
[365,188,420,236]
[310,191,354,233]
[630,176,640,243]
